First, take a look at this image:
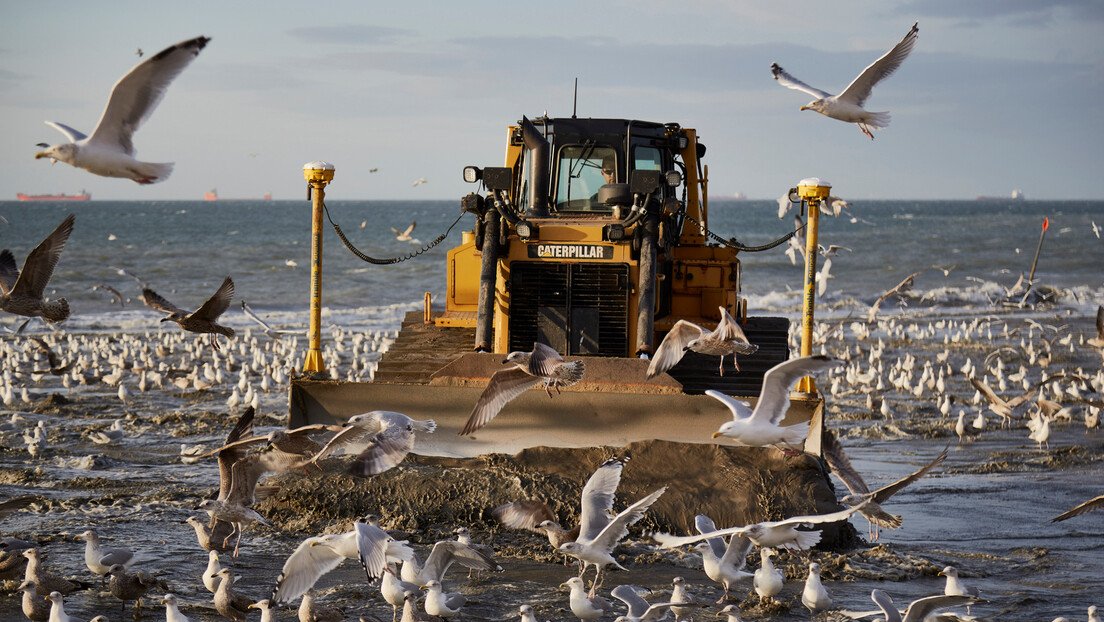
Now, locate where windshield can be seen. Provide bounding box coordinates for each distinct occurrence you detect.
[554,145,617,213]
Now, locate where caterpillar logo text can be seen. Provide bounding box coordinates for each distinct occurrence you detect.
[527,244,614,259]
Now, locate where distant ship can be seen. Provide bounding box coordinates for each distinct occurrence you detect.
[204,189,272,201]
[977,189,1025,201]
[16,191,91,201]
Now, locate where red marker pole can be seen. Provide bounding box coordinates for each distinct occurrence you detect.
[1027,217,1049,285]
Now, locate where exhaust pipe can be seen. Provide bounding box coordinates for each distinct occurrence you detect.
[635,211,659,356]
[520,117,550,218]
[474,214,500,352]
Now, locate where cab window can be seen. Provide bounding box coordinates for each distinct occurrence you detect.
[555,145,617,212]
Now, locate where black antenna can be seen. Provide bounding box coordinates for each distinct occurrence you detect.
[572,78,578,118]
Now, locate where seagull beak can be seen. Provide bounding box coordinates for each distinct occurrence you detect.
[34,152,49,159]
[711,431,723,438]
[799,105,810,111]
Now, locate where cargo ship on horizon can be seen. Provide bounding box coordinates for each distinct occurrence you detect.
[204,189,272,201]
[16,191,91,201]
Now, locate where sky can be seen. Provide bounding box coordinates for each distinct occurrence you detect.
[2,1,1103,201]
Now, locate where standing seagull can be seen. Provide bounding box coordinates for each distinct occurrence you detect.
[460,342,585,435]
[647,306,758,379]
[34,36,210,183]
[0,214,75,323]
[142,276,235,350]
[771,23,919,139]
[709,355,843,450]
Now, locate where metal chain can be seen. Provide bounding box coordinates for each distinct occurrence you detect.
[681,211,803,252]
[324,201,467,265]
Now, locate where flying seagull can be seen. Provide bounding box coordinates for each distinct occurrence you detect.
[391,222,416,242]
[647,306,758,379]
[0,214,75,323]
[142,276,235,350]
[35,36,210,183]
[241,300,294,340]
[771,22,919,139]
[459,342,585,436]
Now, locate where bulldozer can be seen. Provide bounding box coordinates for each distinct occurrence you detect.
[290,116,825,458]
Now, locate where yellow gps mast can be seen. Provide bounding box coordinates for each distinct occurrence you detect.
[795,177,831,395]
[302,161,335,375]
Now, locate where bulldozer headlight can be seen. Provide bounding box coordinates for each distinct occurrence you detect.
[605,224,626,241]
[665,171,682,187]
[516,220,538,240]
[463,166,482,183]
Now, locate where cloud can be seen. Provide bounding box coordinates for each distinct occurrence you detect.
[285,24,414,45]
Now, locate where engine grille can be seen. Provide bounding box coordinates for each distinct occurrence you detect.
[508,262,630,357]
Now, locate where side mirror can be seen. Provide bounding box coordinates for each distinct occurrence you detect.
[482,167,513,192]
[597,183,632,207]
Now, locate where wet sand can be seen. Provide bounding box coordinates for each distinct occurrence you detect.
[1,308,1102,621]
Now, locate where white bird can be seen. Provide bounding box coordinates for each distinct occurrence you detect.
[303,410,437,476]
[270,521,414,605]
[201,550,223,593]
[44,591,81,622]
[398,538,501,586]
[1029,414,1051,450]
[753,548,784,605]
[611,584,691,622]
[771,23,919,139]
[869,588,980,622]
[801,562,832,614]
[421,579,464,618]
[939,566,981,612]
[816,258,834,296]
[710,355,843,449]
[75,530,136,582]
[561,576,613,620]
[460,342,584,435]
[240,301,294,340]
[692,514,753,603]
[161,594,191,622]
[88,419,125,445]
[653,503,865,553]
[669,576,695,620]
[559,458,666,596]
[412,178,428,187]
[647,306,758,379]
[381,564,420,622]
[34,37,211,183]
[391,222,417,242]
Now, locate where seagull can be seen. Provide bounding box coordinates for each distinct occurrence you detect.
[398,538,501,585]
[301,410,437,476]
[392,222,417,242]
[709,355,843,450]
[88,419,126,445]
[421,580,464,618]
[492,499,579,565]
[610,584,693,622]
[867,270,925,323]
[653,503,865,553]
[214,569,253,621]
[460,342,585,435]
[818,244,852,258]
[692,514,753,603]
[784,215,805,265]
[869,589,980,622]
[969,376,1037,427]
[269,521,414,605]
[412,178,428,187]
[646,306,758,379]
[299,588,344,622]
[558,458,667,596]
[142,276,235,350]
[955,410,982,443]
[753,548,784,605]
[801,562,832,614]
[108,563,164,614]
[91,283,124,307]
[939,566,981,601]
[1087,305,1104,352]
[816,258,834,296]
[241,300,295,340]
[108,265,147,288]
[34,36,210,183]
[561,576,613,620]
[771,23,919,139]
[0,214,75,323]
[75,530,136,583]
[821,429,947,540]
[1052,493,1104,522]
[381,564,421,622]
[162,594,190,622]
[17,580,50,622]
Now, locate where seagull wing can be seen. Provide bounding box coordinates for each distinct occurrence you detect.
[459,367,542,435]
[705,390,754,421]
[968,377,1009,411]
[578,458,624,541]
[354,523,392,579]
[0,249,17,294]
[10,214,75,299]
[403,222,416,236]
[1052,494,1104,522]
[751,355,841,426]
[761,504,863,529]
[652,525,745,549]
[44,121,88,143]
[270,537,345,604]
[241,300,276,331]
[837,23,919,107]
[870,590,903,622]
[420,541,498,583]
[588,486,666,552]
[720,532,753,570]
[87,36,210,155]
[528,342,566,376]
[712,306,756,351]
[492,500,556,532]
[140,287,184,315]
[694,514,726,560]
[346,425,417,476]
[647,320,703,379]
[190,276,234,322]
[308,424,374,462]
[870,446,947,503]
[821,428,871,496]
[611,585,651,618]
[771,63,832,99]
[900,594,976,622]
